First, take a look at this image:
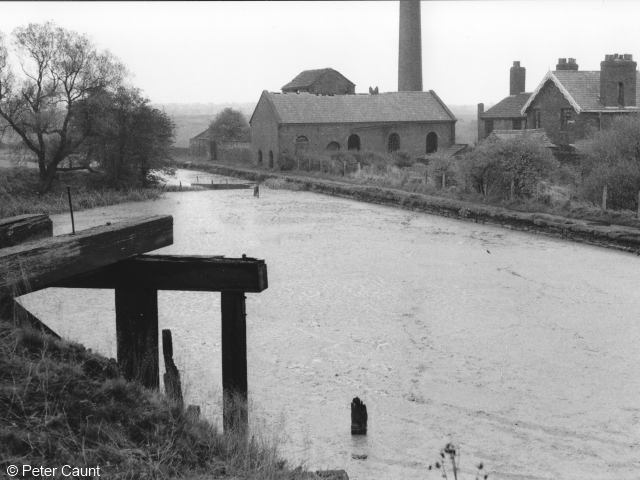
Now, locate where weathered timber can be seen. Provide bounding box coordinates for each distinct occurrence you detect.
[351,397,368,435]
[221,291,248,433]
[0,215,173,297]
[0,214,52,248]
[316,471,349,479]
[115,287,159,389]
[162,329,184,407]
[53,254,268,292]
[192,183,253,190]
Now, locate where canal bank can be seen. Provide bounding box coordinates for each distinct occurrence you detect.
[179,162,640,254]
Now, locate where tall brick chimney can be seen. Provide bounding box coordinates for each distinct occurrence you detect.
[600,53,637,107]
[556,58,578,71]
[510,61,526,95]
[398,0,422,91]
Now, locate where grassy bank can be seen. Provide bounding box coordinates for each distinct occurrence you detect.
[0,317,318,479]
[0,167,169,218]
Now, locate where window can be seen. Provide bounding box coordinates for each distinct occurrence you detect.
[618,82,625,106]
[295,136,309,154]
[347,134,361,151]
[560,108,574,130]
[268,151,274,169]
[326,141,340,151]
[257,150,263,165]
[484,120,494,137]
[426,132,438,154]
[387,133,400,152]
[512,119,523,130]
[533,110,541,129]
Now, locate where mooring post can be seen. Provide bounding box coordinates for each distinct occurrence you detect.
[115,287,159,389]
[221,291,248,433]
[162,329,184,407]
[351,397,368,435]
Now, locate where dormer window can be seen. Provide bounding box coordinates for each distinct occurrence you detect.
[618,82,625,106]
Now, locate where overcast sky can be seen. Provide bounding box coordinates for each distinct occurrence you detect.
[1,1,640,107]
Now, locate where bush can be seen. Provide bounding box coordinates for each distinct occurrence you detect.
[460,136,558,200]
[426,155,458,189]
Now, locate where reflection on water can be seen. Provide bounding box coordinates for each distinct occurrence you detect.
[19,177,640,480]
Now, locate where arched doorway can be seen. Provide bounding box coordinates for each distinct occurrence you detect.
[347,134,360,151]
[387,133,400,153]
[295,136,309,154]
[326,141,340,151]
[426,132,438,154]
[257,150,263,165]
[268,150,274,169]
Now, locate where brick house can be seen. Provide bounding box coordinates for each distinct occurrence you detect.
[477,61,531,141]
[281,68,355,95]
[249,90,459,168]
[521,54,640,146]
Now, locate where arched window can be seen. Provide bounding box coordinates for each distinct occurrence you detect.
[618,82,625,106]
[347,134,360,151]
[426,132,438,154]
[268,150,274,169]
[326,141,340,151]
[295,136,309,154]
[387,133,400,153]
[257,150,263,165]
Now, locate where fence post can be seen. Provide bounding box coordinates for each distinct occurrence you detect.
[162,329,184,408]
[637,190,640,219]
[602,184,608,211]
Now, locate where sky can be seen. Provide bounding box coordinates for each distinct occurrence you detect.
[1,1,640,107]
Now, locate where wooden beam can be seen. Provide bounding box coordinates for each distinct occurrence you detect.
[221,291,248,433]
[116,287,159,389]
[0,214,52,248]
[192,183,254,190]
[0,215,173,297]
[53,254,268,293]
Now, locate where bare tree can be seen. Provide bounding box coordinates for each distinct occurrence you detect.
[0,22,125,191]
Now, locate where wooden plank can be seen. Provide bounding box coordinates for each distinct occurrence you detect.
[162,329,184,407]
[116,287,159,389]
[191,183,254,190]
[221,291,248,433]
[0,214,52,248]
[0,215,173,297]
[52,254,268,293]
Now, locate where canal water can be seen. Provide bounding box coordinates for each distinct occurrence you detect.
[19,172,640,480]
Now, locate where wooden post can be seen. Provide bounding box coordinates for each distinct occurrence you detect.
[162,329,183,407]
[602,184,608,211]
[221,291,248,433]
[637,190,640,219]
[115,287,159,389]
[442,172,447,189]
[351,397,367,435]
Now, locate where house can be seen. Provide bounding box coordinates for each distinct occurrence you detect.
[521,54,640,146]
[477,61,531,141]
[249,90,459,168]
[188,128,250,160]
[281,68,355,95]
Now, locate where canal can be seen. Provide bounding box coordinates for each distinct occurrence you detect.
[19,173,640,480]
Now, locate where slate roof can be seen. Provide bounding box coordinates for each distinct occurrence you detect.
[487,128,555,147]
[190,128,212,142]
[282,68,354,91]
[253,90,457,125]
[522,70,640,113]
[481,92,531,119]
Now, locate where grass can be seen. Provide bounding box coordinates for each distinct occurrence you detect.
[0,167,165,218]
[0,317,312,479]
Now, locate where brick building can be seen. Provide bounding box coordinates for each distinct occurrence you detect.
[479,54,640,147]
[281,68,355,95]
[477,61,531,141]
[249,90,459,168]
[189,127,250,159]
[521,54,640,146]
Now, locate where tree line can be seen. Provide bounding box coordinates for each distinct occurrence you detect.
[0,22,174,192]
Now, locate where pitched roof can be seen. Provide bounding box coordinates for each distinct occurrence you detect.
[191,128,212,142]
[487,128,555,147]
[254,90,456,125]
[481,92,530,118]
[281,68,354,91]
[522,70,640,114]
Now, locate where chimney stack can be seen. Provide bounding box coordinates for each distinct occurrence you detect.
[556,58,579,71]
[600,53,637,107]
[398,0,422,91]
[510,61,526,95]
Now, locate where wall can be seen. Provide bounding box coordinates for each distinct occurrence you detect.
[278,121,455,160]
[525,81,597,145]
[250,98,279,166]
